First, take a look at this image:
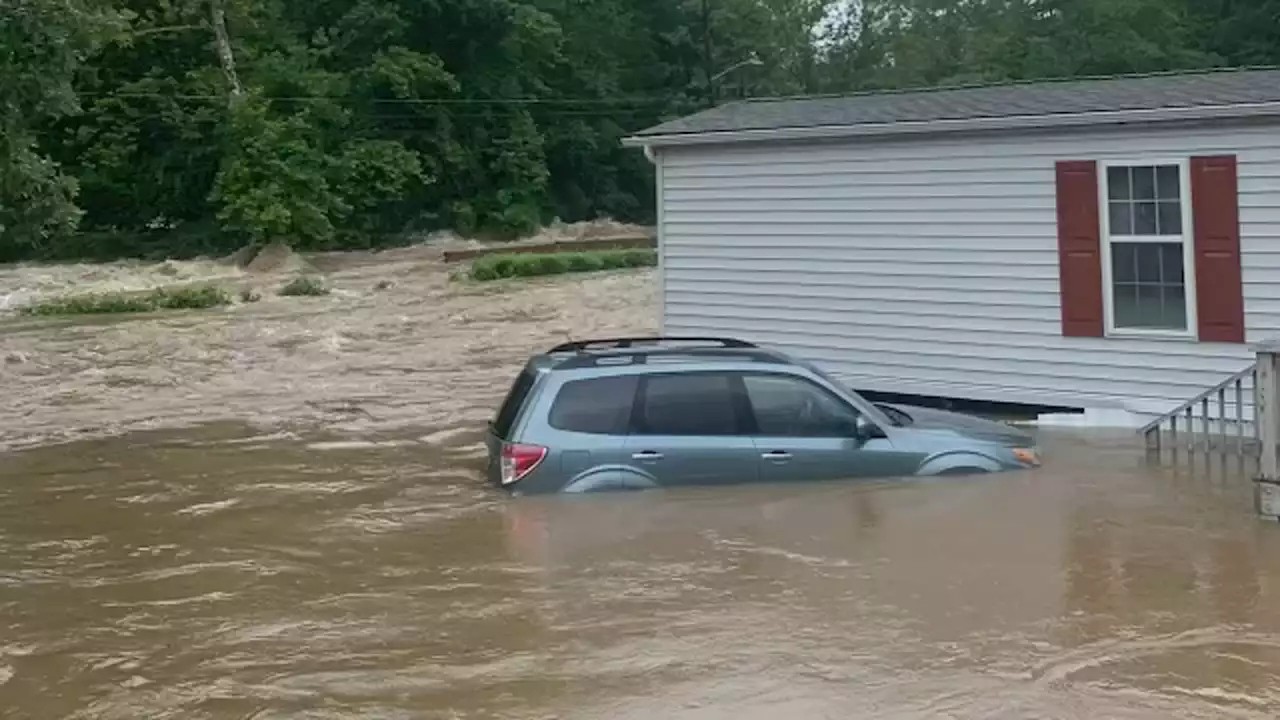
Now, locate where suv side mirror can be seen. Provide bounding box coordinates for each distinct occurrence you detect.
[855,416,887,441]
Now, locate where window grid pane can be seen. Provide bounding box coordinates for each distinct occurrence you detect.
[1109,201,1133,235]
[1108,166,1131,200]
[1135,243,1161,282]
[1110,241,1187,331]
[1157,201,1182,235]
[1132,166,1156,200]
[1134,201,1158,235]
[1156,165,1180,200]
[1107,164,1183,238]
[1113,242,1137,283]
[1160,243,1184,283]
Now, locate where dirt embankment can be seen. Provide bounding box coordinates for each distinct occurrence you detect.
[0,223,657,451]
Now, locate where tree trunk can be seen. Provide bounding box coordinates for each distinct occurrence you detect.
[209,0,243,101]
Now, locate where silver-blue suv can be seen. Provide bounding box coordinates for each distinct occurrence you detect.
[485,337,1040,494]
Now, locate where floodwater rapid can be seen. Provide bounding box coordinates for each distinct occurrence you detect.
[0,247,655,452]
[4,254,1280,718]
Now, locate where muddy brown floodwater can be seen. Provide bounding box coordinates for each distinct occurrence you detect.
[5,256,1280,718]
[2,427,1280,718]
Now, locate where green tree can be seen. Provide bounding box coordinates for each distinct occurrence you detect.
[0,0,126,259]
[5,0,1269,263]
[1192,0,1280,67]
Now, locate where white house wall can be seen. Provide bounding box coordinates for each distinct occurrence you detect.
[656,122,1280,419]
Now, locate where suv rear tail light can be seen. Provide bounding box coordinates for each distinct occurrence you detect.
[501,443,547,485]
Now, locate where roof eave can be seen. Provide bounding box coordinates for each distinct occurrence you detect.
[621,100,1280,149]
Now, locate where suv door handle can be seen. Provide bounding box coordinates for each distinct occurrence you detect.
[761,451,792,461]
[632,451,664,461]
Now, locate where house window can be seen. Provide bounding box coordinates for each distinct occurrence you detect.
[1103,164,1192,334]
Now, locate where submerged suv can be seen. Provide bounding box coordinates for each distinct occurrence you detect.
[485,337,1039,494]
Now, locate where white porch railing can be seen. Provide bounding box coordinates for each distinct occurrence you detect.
[1253,340,1280,521]
[1139,364,1259,455]
[1140,340,1280,520]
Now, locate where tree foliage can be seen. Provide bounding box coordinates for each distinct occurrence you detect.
[0,0,127,258]
[5,0,1280,261]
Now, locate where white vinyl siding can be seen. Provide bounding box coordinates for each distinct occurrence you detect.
[656,122,1280,418]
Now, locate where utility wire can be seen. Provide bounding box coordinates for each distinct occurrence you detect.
[36,108,666,141]
[77,90,681,106]
[53,105,670,123]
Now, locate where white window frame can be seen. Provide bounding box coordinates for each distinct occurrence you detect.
[1098,158,1198,339]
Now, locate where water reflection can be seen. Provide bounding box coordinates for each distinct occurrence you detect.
[1,426,1279,718]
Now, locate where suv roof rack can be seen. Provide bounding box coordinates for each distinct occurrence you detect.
[554,347,785,371]
[547,336,757,354]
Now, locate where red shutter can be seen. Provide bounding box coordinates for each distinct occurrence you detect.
[1191,155,1245,343]
[1056,160,1105,337]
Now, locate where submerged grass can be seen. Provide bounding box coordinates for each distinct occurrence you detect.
[20,285,232,316]
[468,248,656,282]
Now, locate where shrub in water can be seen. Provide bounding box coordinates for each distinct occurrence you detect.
[20,285,231,316]
[466,248,656,282]
[279,276,330,297]
[565,253,604,273]
[151,285,231,310]
[599,253,627,270]
[22,294,154,316]
[622,249,656,267]
[469,256,501,281]
[527,254,567,276]
[492,256,517,277]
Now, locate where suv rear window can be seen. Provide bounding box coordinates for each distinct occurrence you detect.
[491,367,538,439]
[548,376,638,434]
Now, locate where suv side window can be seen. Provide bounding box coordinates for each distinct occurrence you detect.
[743,374,861,437]
[547,376,639,434]
[637,373,740,436]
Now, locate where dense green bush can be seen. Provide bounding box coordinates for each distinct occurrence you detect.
[22,294,154,316]
[278,276,330,297]
[468,248,656,282]
[150,285,232,309]
[21,285,231,316]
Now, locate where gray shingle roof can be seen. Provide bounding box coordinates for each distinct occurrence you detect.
[632,67,1280,140]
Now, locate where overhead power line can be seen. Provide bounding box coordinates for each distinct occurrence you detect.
[77,91,679,106]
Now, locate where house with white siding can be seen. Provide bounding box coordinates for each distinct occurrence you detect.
[622,68,1280,427]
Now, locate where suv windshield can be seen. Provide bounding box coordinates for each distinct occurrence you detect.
[798,360,904,427]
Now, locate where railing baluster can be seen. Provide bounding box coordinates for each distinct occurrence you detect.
[1202,398,1211,451]
[1237,378,1245,449]
[1186,406,1195,451]
[1171,412,1178,446]
[1254,368,1261,440]
[1219,387,1227,452]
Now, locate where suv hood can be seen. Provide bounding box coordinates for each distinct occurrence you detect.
[880,403,1033,446]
